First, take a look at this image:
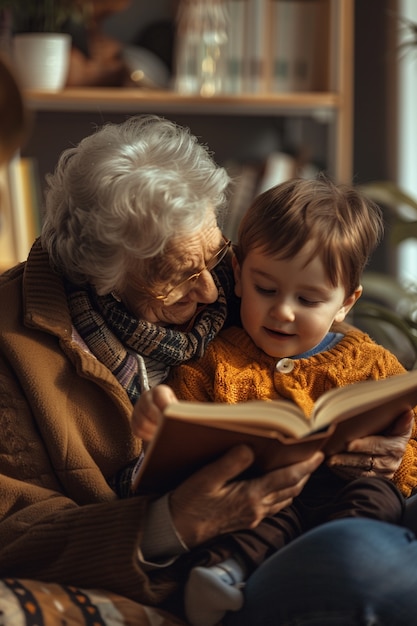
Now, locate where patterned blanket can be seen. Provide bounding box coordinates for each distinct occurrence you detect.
[0,579,188,626]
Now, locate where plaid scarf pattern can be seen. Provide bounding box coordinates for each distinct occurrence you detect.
[66,257,233,403]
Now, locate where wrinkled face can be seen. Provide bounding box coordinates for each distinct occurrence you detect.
[233,243,361,358]
[119,212,225,326]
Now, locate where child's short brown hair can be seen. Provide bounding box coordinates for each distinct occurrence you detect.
[234,175,384,296]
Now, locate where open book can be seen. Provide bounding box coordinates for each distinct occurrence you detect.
[132,370,417,493]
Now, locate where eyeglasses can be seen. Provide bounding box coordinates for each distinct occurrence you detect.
[149,235,231,306]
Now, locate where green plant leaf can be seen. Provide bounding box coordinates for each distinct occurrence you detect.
[390,220,417,245]
[0,0,84,33]
[359,181,417,216]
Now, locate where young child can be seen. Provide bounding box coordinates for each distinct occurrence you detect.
[132,176,413,626]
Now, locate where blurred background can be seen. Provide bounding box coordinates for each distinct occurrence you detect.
[1,0,415,282]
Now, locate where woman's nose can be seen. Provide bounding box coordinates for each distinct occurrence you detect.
[191,269,218,303]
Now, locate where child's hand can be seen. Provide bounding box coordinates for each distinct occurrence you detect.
[132,384,178,442]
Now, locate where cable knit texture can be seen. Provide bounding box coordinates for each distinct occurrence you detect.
[168,326,417,497]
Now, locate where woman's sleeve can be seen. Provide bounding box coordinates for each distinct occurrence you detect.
[0,358,179,606]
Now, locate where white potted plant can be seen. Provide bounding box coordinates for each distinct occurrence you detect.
[0,0,84,91]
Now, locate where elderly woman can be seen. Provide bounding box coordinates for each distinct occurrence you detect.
[0,114,321,621]
[0,113,417,626]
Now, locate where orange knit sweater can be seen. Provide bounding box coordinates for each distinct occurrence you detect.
[168,326,417,496]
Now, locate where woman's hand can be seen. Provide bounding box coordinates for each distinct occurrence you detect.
[327,409,414,480]
[132,385,178,442]
[170,445,324,548]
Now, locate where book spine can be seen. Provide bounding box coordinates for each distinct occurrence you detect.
[292,0,317,92]
[257,152,297,194]
[224,0,246,94]
[8,155,42,262]
[270,0,318,93]
[0,163,18,270]
[222,161,261,241]
[243,0,270,93]
[20,157,42,245]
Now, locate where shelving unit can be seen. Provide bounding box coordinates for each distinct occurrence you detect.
[23,0,354,182]
[1,0,354,269]
[25,89,342,114]
[24,88,349,178]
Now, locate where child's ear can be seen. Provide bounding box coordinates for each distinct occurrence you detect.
[232,254,242,297]
[334,285,363,323]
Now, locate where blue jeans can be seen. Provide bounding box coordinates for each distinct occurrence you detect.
[225,516,417,625]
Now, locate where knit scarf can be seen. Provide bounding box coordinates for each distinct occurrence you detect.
[66,258,234,403]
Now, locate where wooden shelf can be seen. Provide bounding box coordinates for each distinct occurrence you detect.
[24,88,342,117]
[1,0,355,271]
[21,0,354,183]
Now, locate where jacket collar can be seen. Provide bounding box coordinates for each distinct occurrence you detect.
[23,238,73,337]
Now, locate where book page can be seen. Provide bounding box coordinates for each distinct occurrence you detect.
[164,398,312,439]
[312,371,417,452]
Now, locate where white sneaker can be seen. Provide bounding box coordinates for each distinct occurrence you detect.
[184,565,244,626]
